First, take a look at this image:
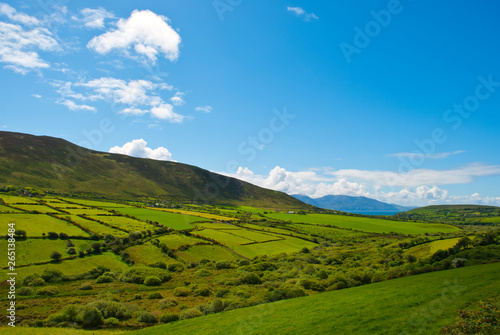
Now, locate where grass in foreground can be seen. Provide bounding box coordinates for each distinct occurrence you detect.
[130,262,500,335]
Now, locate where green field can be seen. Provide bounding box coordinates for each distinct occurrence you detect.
[111,207,210,230]
[131,262,500,335]
[157,234,207,249]
[265,213,459,234]
[177,244,241,262]
[405,237,462,258]
[88,215,153,232]
[0,253,129,280]
[63,208,114,215]
[232,237,317,259]
[125,242,180,265]
[0,205,22,213]
[0,214,90,237]
[196,229,255,246]
[66,215,128,237]
[61,198,135,208]
[11,204,62,214]
[0,195,39,204]
[287,223,367,241]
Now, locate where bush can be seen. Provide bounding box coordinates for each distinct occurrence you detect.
[80,282,93,290]
[144,276,162,286]
[195,269,212,277]
[159,313,180,323]
[119,266,171,284]
[160,298,178,308]
[50,251,62,262]
[451,258,467,268]
[180,308,203,320]
[204,298,227,314]
[138,311,158,324]
[149,261,167,269]
[18,287,33,296]
[215,289,230,298]
[215,261,233,269]
[147,292,163,299]
[105,317,120,326]
[89,300,132,320]
[77,306,104,328]
[37,286,59,296]
[96,275,114,284]
[241,272,262,285]
[41,269,64,283]
[173,286,191,297]
[194,286,212,297]
[441,299,499,334]
[167,263,185,273]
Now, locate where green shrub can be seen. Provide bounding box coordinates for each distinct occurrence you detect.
[77,306,104,328]
[138,311,158,324]
[147,292,163,299]
[215,261,233,269]
[88,300,132,320]
[195,269,212,277]
[441,299,499,334]
[149,261,167,269]
[194,286,212,297]
[119,266,171,284]
[18,287,33,296]
[215,289,230,298]
[180,308,203,320]
[144,276,162,286]
[160,298,178,308]
[238,259,250,266]
[37,286,59,296]
[204,298,227,314]
[41,269,64,283]
[80,282,93,290]
[96,275,114,284]
[23,274,45,286]
[173,286,191,297]
[159,313,180,323]
[167,263,185,273]
[105,317,120,326]
[241,272,262,285]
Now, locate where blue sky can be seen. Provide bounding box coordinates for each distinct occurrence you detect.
[1,0,500,206]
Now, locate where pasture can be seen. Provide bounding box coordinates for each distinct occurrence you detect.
[88,215,153,233]
[0,214,90,237]
[111,207,211,230]
[65,215,128,237]
[405,237,462,258]
[265,213,460,234]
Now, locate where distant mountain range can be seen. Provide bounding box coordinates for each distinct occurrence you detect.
[292,194,414,213]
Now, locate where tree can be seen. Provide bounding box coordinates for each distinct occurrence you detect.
[91,242,101,254]
[50,251,62,262]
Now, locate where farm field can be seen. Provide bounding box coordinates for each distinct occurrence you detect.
[111,207,210,230]
[0,253,128,280]
[0,214,89,237]
[131,262,500,335]
[265,213,460,234]
[177,245,241,262]
[11,204,62,214]
[65,215,128,237]
[0,239,67,266]
[287,223,367,241]
[155,208,237,221]
[405,237,462,258]
[63,208,114,215]
[125,243,180,265]
[0,195,39,204]
[61,198,135,208]
[157,234,206,249]
[0,205,22,212]
[88,215,154,233]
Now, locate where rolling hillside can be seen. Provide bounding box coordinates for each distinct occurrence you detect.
[293,194,413,212]
[0,131,307,208]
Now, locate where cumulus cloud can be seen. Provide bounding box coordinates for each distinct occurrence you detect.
[87,9,181,64]
[76,7,115,29]
[109,139,173,161]
[388,150,465,159]
[0,21,59,73]
[220,165,500,207]
[287,6,319,21]
[195,105,213,113]
[170,92,184,106]
[0,3,40,25]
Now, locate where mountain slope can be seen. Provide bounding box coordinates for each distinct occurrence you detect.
[292,194,413,212]
[0,131,307,208]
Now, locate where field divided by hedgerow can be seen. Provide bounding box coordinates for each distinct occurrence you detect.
[265,213,459,234]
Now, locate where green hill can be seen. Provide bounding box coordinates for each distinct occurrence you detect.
[0,131,306,209]
[130,262,500,335]
[395,204,500,225]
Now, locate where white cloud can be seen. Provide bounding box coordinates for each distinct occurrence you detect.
[0,21,59,73]
[220,165,500,207]
[328,164,500,188]
[195,105,213,113]
[287,6,319,21]
[76,7,115,29]
[170,92,184,106]
[0,3,40,25]
[388,150,465,159]
[118,107,149,116]
[87,9,181,64]
[109,138,173,161]
[56,99,96,111]
[32,94,42,98]
[150,103,185,122]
